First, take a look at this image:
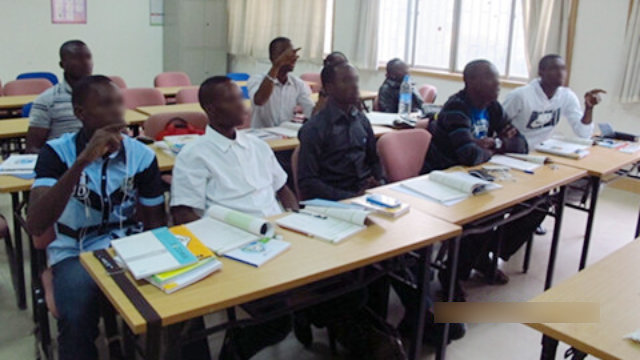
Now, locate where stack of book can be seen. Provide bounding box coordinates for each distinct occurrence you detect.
[0,154,38,179]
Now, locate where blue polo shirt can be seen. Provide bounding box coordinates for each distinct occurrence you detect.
[32,131,165,266]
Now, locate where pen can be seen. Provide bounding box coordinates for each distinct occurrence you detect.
[278,224,315,238]
[293,209,328,219]
[523,170,534,175]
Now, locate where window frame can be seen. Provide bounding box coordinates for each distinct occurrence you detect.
[379,0,529,83]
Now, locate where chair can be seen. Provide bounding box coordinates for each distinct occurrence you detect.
[154,72,191,87]
[226,73,250,81]
[415,119,430,130]
[418,84,437,104]
[376,129,432,183]
[108,75,127,89]
[17,72,59,86]
[300,73,322,93]
[291,146,302,200]
[122,88,165,110]
[175,88,199,104]
[21,102,33,117]
[0,78,3,95]
[143,111,208,139]
[3,79,52,96]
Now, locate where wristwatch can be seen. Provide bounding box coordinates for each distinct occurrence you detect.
[265,74,278,84]
[494,137,503,150]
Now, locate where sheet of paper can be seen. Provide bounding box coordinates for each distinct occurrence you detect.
[276,213,365,243]
[186,217,259,254]
[366,112,400,126]
[490,155,541,172]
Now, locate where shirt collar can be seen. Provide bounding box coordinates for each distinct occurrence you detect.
[385,77,402,88]
[61,78,72,94]
[204,125,248,152]
[270,73,293,86]
[324,100,359,124]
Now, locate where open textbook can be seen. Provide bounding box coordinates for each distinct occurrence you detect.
[535,135,592,159]
[184,205,275,254]
[489,154,545,173]
[276,206,371,244]
[394,171,502,205]
[263,121,303,138]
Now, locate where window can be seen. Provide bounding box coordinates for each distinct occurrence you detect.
[324,0,335,55]
[378,0,529,80]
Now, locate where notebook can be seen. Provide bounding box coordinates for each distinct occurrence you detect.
[224,237,291,267]
[148,257,222,294]
[396,171,502,205]
[489,154,541,173]
[351,195,410,218]
[276,207,371,244]
[535,138,590,159]
[111,227,198,280]
[163,134,200,155]
[0,154,38,178]
[263,121,303,138]
[184,205,275,255]
[366,112,400,126]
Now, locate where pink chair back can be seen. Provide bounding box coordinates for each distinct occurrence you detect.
[0,79,3,95]
[143,111,208,139]
[300,73,322,93]
[291,146,302,200]
[109,75,127,89]
[377,129,432,183]
[154,72,191,87]
[418,84,437,104]
[175,88,199,104]
[3,78,52,96]
[122,88,165,109]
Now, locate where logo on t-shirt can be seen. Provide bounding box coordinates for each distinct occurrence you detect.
[527,108,561,130]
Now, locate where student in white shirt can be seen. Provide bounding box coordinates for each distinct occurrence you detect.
[248,37,315,128]
[503,54,605,149]
[170,76,298,360]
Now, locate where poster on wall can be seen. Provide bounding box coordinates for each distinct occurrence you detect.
[150,0,164,26]
[51,0,87,24]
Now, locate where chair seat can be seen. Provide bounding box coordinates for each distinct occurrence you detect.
[41,268,59,318]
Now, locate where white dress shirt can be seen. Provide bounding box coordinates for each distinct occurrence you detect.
[248,73,314,128]
[503,79,593,148]
[170,126,287,218]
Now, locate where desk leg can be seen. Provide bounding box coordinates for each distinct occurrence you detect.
[635,204,640,239]
[11,192,26,310]
[145,324,162,360]
[408,245,432,360]
[579,176,601,270]
[540,335,558,360]
[545,186,566,290]
[436,235,461,360]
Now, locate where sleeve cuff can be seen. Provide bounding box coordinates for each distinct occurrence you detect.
[139,195,165,207]
[32,178,57,188]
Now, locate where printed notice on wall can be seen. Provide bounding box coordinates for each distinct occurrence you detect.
[150,0,164,26]
[51,0,87,24]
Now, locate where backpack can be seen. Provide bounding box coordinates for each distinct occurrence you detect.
[154,117,204,141]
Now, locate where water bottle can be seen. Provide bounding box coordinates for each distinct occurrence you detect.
[398,75,412,120]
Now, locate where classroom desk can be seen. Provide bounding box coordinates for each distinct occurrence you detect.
[0,94,38,110]
[527,238,640,360]
[533,146,640,269]
[371,163,586,357]
[80,209,462,360]
[155,86,199,97]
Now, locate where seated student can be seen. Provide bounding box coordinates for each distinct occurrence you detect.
[170,76,298,359]
[424,60,539,295]
[503,54,604,149]
[312,51,349,115]
[298,62,384,200]
[26,40,93,153]
[26,75,166,360]
[377,58,424,113]
[248,37,315,128]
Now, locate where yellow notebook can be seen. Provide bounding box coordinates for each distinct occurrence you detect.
[169,225,214,259]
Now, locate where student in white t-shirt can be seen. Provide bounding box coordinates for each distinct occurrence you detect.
[503,54,605,148]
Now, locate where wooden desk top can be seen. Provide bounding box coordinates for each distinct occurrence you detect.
[0,118,29,139]
[136,103,205,116]
[534,146,640,177]
[124,109,148,126]
[156,86,199,97]
[0,95,38,110]
[526,239,640,360]
[371,163,587,225]
[80,209,461,334]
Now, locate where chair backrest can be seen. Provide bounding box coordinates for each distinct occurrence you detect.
[226,72,250,81]
[17,72,59,85]
[377,129,432,183]
[22,102,33,117]
[109,75,127,89]
[122,88,165,109]
[3,78,53,96]
[291,146,302,200]
[175,88,199,104]
[143,111,208,139]
[418,84,437,104]
[300,73,322,93]
[154,71,191,87]
[0,78,3,95]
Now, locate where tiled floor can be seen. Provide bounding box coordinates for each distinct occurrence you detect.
[0,179,638,359]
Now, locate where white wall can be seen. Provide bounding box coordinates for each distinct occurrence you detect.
[0,0,163,88]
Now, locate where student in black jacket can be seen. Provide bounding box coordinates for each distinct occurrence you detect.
[425,60,544,299]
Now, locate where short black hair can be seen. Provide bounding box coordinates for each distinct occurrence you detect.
[198,76,232,108]
[323,51,348,67]
[462,59,492,82]
[321,62,353,88]
[60,40,87,60]
[386,58,404,72]
[538,54,563,72]
[269,37,291,59]
[72,75,113,107]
